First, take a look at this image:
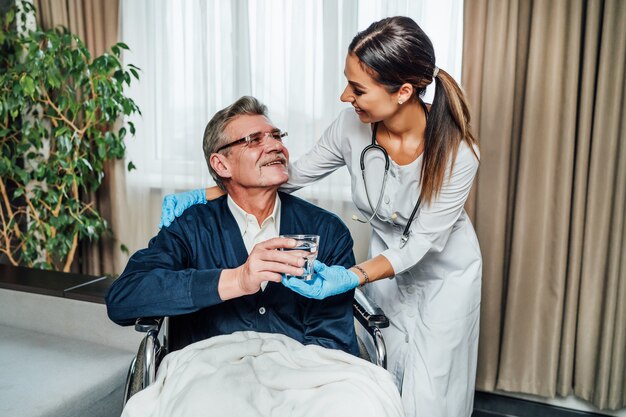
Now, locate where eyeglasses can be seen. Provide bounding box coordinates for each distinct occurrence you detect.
[215,129,288,153]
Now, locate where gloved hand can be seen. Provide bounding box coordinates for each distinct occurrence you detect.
[158,188,206,228]
[282,260,359,299]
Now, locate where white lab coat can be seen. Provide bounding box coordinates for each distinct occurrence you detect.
[282,108,482,417]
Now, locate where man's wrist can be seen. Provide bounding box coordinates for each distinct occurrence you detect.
[218,268,241,301]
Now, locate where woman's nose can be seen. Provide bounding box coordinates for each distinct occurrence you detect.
[340,85,352,103]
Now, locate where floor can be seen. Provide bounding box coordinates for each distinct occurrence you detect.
[473,392,611,417]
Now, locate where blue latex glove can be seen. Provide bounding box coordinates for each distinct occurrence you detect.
[158,188,206,228]
[282,260,359,299]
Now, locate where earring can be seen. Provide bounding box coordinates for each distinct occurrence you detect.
[398,99,403,105]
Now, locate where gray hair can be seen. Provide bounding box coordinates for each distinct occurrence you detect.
[202,96,269,191]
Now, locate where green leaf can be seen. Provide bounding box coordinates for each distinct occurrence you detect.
[120,243,129,255]
[127,161,136,172]
[19,75,35,96]
[80,158,93,172]
[5,9,15,26]
[116,42,130,50]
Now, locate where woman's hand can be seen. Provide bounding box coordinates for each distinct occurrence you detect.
[159,187,227,228]
[282,260,359,299]
[158,188,207,228]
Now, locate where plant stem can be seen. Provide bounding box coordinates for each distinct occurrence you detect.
[0,207,19,266]
[0,178,22,239]
[63,232,78,272]
[39,84,82,133]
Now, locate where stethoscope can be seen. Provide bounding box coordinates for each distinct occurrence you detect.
[353,99,428,249]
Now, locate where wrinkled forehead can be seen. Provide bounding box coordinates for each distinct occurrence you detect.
[225,114,275,140]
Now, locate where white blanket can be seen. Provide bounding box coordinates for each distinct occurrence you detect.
[123,331,404,417]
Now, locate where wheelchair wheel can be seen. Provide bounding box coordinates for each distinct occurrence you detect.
[126,337,147,402]
[357,335,372,363]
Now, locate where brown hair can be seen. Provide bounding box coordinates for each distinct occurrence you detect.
[349,16,479,204]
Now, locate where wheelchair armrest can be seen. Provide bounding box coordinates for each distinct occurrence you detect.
[133,317,170,358]
[134,317,163,333]
[353,288,389,329]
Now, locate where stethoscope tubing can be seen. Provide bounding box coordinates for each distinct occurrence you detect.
[357,99,428,248]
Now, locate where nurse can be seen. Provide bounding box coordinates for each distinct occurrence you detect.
[160,16,481,417]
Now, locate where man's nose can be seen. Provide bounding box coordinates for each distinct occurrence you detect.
[264,135,284,151]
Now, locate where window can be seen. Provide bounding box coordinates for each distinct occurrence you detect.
[120,0,464,202]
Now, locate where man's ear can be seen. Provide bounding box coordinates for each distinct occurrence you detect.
[209,153,233,179]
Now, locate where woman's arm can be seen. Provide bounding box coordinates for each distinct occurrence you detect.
[205,187,225,200]
[283,143,479,299]
[280,110,350,193]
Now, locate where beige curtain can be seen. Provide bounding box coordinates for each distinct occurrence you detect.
[463,0,626,410]
[35,0,127,276]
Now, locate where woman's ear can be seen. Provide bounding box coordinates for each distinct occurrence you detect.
[397,83,414,104]
[209,153,232,179]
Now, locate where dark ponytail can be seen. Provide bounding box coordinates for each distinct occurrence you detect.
[422,68,479,203]
[349,16,478,204]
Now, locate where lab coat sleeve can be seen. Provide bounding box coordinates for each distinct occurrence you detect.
[381,143,480,275]
[281,111,349,193]
[105,220,223,326]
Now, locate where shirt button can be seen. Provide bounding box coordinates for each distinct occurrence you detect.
[258,307,266,315]
[384,195,390,204]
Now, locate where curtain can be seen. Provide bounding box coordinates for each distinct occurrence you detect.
[463,0,626,410]
[118,0,464,265]
[34,0,126,276]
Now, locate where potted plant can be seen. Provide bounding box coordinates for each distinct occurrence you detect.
[0,2,141,271]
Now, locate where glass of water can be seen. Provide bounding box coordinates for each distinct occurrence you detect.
[280,234,320,281]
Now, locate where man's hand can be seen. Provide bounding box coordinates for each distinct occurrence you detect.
[218,237,307,300]
[158,189,207,228]
[281,260,359,299]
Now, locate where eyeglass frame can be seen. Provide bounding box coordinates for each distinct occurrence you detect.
[214,129,288,154]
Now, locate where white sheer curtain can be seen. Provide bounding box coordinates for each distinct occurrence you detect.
[118,0,464,265]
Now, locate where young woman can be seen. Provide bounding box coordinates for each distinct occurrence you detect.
[160,17,481,417]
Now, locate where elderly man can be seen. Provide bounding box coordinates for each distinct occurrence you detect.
[106,96,358,355]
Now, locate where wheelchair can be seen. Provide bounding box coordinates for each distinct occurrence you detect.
[123,287,389,404]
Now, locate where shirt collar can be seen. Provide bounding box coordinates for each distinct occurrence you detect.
[227,194,281,235]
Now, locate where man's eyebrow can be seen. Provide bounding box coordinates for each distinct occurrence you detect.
[244,128,279,137]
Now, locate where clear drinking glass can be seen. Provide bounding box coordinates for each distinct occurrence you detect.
[280,234,320,281]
